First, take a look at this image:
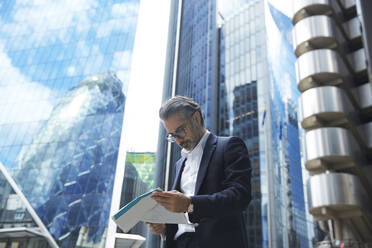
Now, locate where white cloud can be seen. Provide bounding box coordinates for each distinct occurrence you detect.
[33,0,48,5]
[112,2,139,18]
[218,0,247,19]
[0,42,55,121]
[67,66,76,76]
[112,50,132,70]
[96,17,137,38]
[267,0,293,18]
[115,70,130,94]
[96,2,139,38]
[83,45,104,75]
[76,40,90,58]
[266,11,282,63]
[0,43,55,149]
[4,0,98,46]
[282,72,293,101]
[15,0,30,5]
[96,20,118,38]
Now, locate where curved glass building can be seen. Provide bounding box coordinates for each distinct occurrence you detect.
[0,1,141,247]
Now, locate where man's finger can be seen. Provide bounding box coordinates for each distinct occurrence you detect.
[151,195,176,203]
[152,192,173,197]
[151,196,171,203]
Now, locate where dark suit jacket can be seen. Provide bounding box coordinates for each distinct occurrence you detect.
[165,133,252,248]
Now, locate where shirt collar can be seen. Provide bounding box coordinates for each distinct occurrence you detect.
[181,130,210,159]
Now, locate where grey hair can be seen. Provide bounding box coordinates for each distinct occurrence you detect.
[159,96,204,126]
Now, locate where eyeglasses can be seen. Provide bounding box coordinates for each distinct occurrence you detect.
[166,124,187,143]
[165,111,198,143]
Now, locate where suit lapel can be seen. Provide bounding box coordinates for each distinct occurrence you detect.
[171,157,186,190]
[194,134,217,195]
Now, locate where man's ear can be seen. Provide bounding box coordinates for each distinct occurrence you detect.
[194,111,202,126]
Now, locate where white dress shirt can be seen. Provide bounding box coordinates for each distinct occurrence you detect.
[174,130,210,240]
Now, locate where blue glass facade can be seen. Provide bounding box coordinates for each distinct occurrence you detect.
[219,2,266,246]
[0,1,139,247]
[219,7,262,243]
[119,153,156,238]
[219,1,311,247]
[157,0,313,247]
[175,0,218,132]
[265,2,309,247]
[157,0,219,199]
[15,74,125,246]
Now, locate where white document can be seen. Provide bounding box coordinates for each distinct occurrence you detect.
[112,188,188,233]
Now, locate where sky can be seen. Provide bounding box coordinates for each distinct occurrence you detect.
[121,0,171,153]
[218,0,292,18]
[268,0,292,17]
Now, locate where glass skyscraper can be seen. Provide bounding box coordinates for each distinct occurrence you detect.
[152,1,218,247]
[160,0,218,133]
[158,0,314,248]
[175,0,218,132]
[0,1,140,247]
[119,152,156,239]
[219,0,310,247]
[155,0,218,205]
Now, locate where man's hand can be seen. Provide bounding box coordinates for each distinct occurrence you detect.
[146,222,166,235]
[151,190,191,213]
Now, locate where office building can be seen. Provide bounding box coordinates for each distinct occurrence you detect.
[219,0,310,247]
[292,0,372,246]
[0,1,141,247]
[119,152,156,239]
[155,0,218,205]
[174,0,219,132]
[152,0,218,247]
[156,0,314,247]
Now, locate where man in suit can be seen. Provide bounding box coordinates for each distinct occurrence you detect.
[147,96,251,248]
